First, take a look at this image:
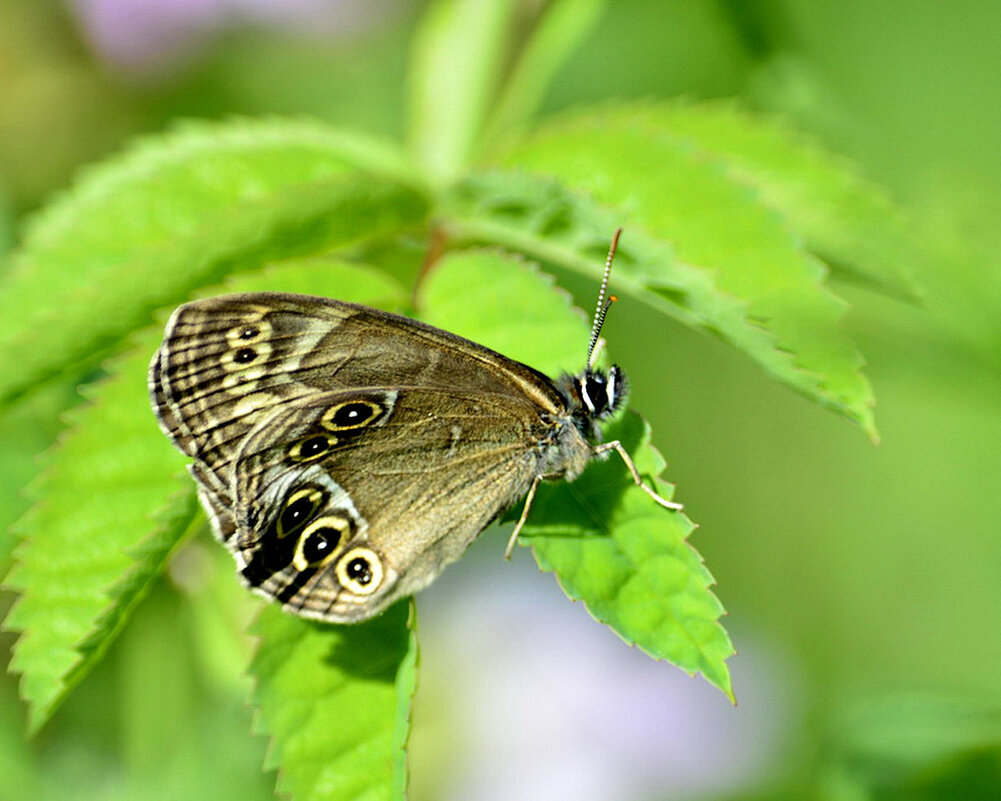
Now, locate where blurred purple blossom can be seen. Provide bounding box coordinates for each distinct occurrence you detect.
[413,539,804,801]
[69,0,394,72]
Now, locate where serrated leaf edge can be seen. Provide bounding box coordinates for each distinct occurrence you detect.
[527,421,736,701]
[1,335,199,732]
[447,170,876,438]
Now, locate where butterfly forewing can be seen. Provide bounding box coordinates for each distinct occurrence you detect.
[151,294,567,457]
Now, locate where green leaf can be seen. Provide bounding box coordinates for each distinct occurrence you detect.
[445,170,776,345]
[491,107,878,438]
[829,692,1001,774]
[2,344,195,734]
[613,99,922,299]
[0,686,41,801]
[821,691,1001,801]
[3,260,407,734]
[249,600,418,801]
[407,0,518,183]
[0,384,76,579]
[0,118,429,406]
[481,0,608,156]
[445,169,876,439]
[419,247,590,376]
[195,255,409,308]
[0,191,13,261]
[526,413,733,700]
[418,248,733,698]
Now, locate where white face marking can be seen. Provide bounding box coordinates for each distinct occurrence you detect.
[579,378,596,414]
[606,370,617,408]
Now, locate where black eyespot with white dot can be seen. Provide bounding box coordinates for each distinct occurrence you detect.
[288,434,336,462]
[300,526,341,566]
[226,319,270,348]
[345,556,372,585]
[333,402,374,427]
[277,488,325,537]
[335,547,383,595]
[242,487,340,588]
[233,347,257,364]
[321,400,383,431]
[291,515,353,571]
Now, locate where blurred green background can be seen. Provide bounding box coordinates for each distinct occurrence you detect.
[1,1,999,799]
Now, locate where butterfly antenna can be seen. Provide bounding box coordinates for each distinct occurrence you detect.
[586,229,622,369]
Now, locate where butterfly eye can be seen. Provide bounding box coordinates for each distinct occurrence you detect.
[277,487,326,537]
[292,515,351,570]
[335,547,383,595]
[321,400,383,431]
[288,434,337,462]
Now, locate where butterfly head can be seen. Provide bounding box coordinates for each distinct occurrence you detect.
[563,364,628,439]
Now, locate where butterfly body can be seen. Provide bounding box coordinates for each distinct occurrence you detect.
[150,292,622,622]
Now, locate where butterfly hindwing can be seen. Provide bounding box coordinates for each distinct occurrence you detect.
[227,386,550,620]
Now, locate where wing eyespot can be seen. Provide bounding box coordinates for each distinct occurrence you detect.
[233,347,257,364]
[288,434,338,463]
[292,515,352,571]
[221,341,273,372]
[225,319,271,345]
[335,547,383,595]
[320,400,385,431]
[277,487,327,538]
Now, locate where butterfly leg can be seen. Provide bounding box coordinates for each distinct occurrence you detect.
[594,440,684,511]
[504,475,542,560]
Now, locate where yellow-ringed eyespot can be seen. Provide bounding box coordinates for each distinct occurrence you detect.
[277,487,326,538]
[288,434,338,462]
[320,400,383,431]
[292,515,352,571]
[225,319,271,345]
[335,547,383,595]
[221,341,272,371]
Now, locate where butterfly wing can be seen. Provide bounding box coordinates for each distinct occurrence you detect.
[227,386,550,621]
[150,292,566,483]
[149,292,580,622]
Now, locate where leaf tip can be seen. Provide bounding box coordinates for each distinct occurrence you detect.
[865,419,881,445]
[711,656,738,706]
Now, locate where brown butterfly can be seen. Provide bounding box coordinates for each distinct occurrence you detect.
[149,231,681,622]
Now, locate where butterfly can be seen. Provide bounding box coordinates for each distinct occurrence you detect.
[149,231,681,622]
